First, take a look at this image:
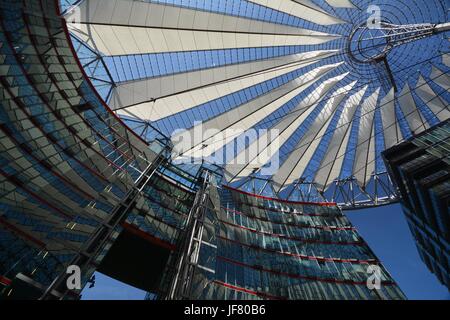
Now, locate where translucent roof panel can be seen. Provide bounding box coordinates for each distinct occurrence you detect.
[64,0,450,207]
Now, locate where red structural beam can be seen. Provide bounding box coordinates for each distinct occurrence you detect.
[222,207,355,231]
[218,235,378,265]
[0,77,108,184]
[224,185,337,206]
[226,203,340,217]
[216,256,395,286]
[0,123,96,202]
[121,222,176,251]
[0,275,12,286]
[219,219,364,246]
[213,280,287,300]
[53,0,151,148]
[0,216,46,248]
[0,168,72,220]
[20,14,131,171]
[0,23,123,178]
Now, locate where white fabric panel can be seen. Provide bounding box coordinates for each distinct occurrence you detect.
[292,0,328,11]
[431,66,450,90]
[70,23,337,56]
[272,81,358,191]
[326,0,356,8]
[225,103,318,182]
[75,0,328,36]
[415,76,450,121]
[289,84,366,185]
[380,88,402,149]
[313,86,370,189]
[352,89,380,187]
[175,62,343,158]
[223,72,350,182]
[248,0,345,25]
[443,53,450,67]
[398,84,429,135]
[114,50,338,121]
[365,129,375,187]
[321,127,351,188]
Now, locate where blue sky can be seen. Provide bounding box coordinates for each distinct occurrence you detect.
[81,204,449,300]
[81,273,147,300]
[347,204,449,300]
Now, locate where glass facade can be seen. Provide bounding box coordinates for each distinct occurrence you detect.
[0,0,170,299]
[178,179,405,300]
[383,120,450,290]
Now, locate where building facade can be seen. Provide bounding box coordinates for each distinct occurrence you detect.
[166,174,405,300]
[0,0,406,300]
[0,0,181,299]
[383,120,450,290]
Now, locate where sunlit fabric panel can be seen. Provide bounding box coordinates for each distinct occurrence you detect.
[65,0,450,204]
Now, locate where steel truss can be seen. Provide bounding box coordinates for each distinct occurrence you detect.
[67,26,171,145]
[349,21,450,64]
[166,169,213,300]
[69,34,116,103]
[231,171,399,210]
[63,1,450,210]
